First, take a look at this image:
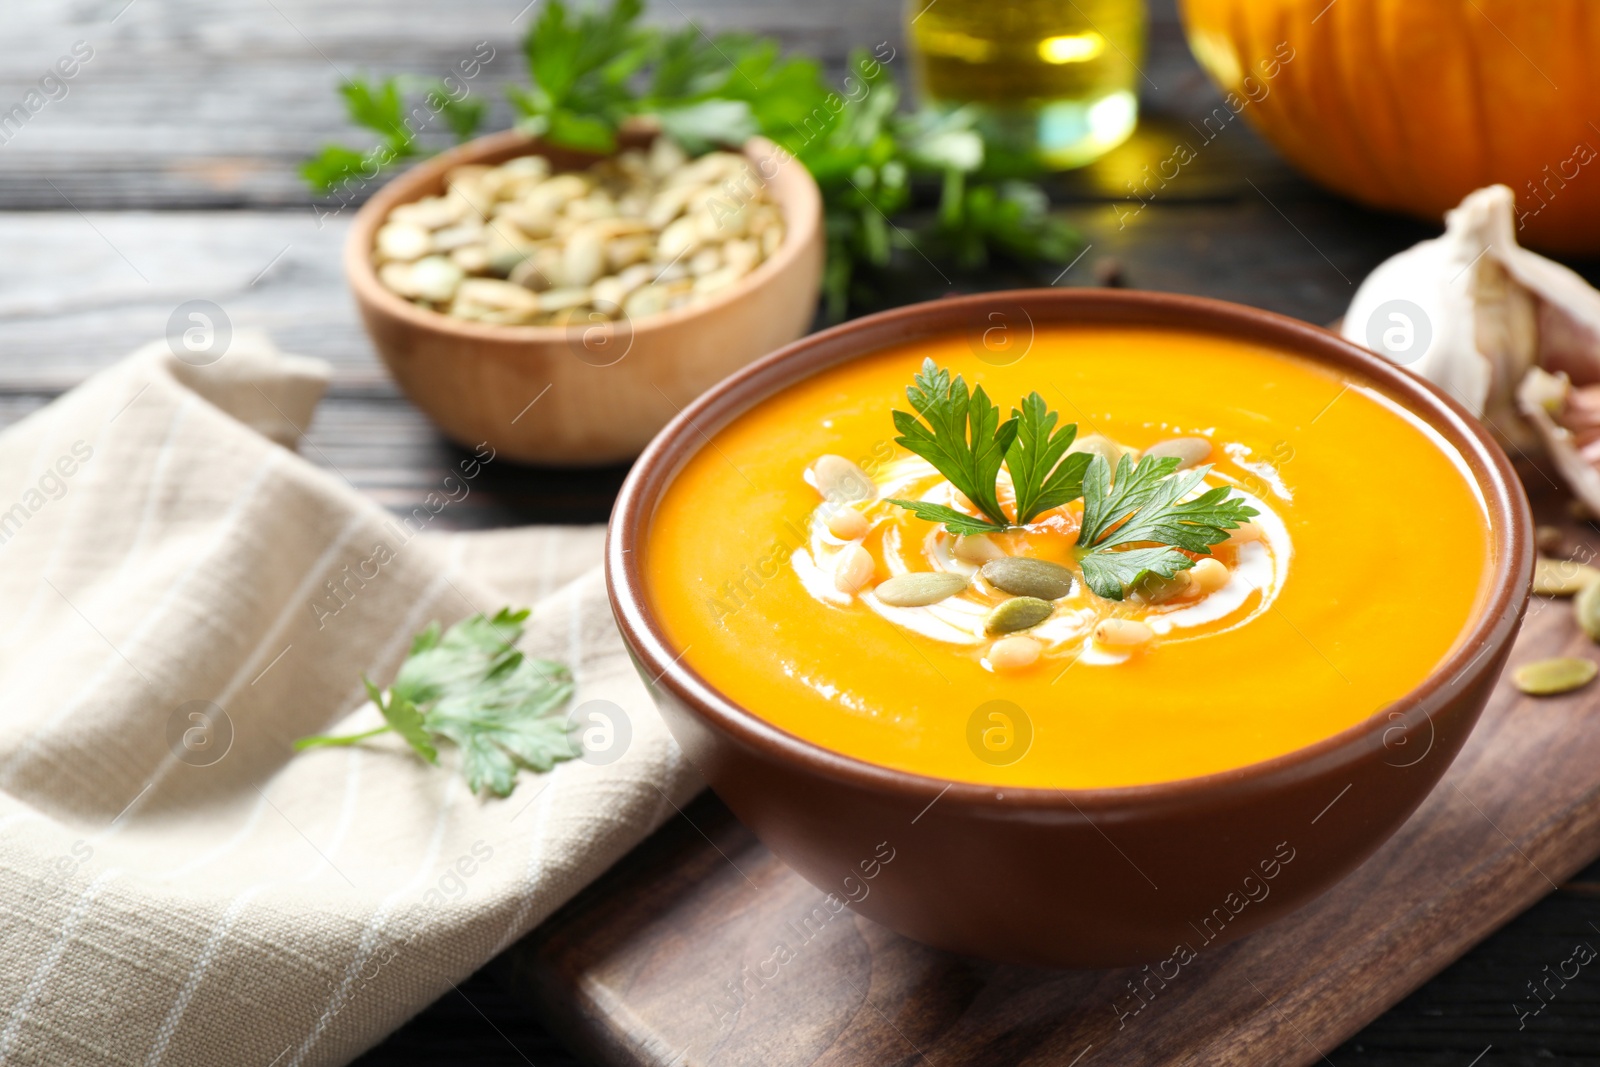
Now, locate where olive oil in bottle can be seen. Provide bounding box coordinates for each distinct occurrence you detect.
[906,0,1145,169]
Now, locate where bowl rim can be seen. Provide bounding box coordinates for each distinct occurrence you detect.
[606,288,1533,814]
[342,128,824,344]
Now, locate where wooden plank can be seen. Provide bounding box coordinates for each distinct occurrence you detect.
[501,507,1600,1067]
[0,210,377,385]
[0,0,904,210]
[0,0,1284,211]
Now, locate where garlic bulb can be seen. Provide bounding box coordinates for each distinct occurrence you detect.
[1342,185,1600,510]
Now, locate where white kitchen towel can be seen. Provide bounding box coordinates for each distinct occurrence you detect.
[0,332,701,1066]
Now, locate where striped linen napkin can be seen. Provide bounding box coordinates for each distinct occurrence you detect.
[0,332,700,1066]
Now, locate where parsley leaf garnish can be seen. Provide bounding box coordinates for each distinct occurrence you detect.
[883,360,1258,601]
[1006,391,1092,524]
[1075,454,1259,600]
[886,499,1008,537]
[886,359,1094,530]
[296,608,579,797]
[1077,545,1201,602]
[885,359,1016,530]
[887,362,1097,530]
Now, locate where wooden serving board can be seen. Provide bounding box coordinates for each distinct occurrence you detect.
[503,514,1600,1067]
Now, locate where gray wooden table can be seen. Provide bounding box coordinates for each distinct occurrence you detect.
[3,0,1598,1063]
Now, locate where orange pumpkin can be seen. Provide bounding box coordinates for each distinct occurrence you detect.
[1178,0,1600,254]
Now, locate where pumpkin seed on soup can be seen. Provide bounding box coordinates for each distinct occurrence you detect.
[1576,579,1600,641]
[875,572,968,607]
[1512,657,1598,696]
[984,596,1054,635]
[981,558,1075,600]
[1534,556,1600,596]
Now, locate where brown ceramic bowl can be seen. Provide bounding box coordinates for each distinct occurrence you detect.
[345,129,824,466]
[606,289,1533,968]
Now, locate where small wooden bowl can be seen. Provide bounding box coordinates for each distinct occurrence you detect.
[345,130,824,466]
[608,289,1534,968]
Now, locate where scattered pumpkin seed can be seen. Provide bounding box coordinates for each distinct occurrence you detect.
[1535,556,1600,596]
[1143,437,1212,470]
[1536,525,1565,555]
[1511,656,1598,696]
[875,572,969,607]
[1576,579,1600,641]
[984,596,1054,635]
[981,557,1076,600]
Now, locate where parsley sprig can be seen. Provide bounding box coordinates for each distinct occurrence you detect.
[1074,454,1257,599]
[300,78,486,190]
[301,0,1080,320]
[886,361,1014,534]
[1007,391,1092,523]
[296,609,579,797]
[885,359,1258,601]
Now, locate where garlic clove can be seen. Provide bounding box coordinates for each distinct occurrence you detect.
[1516,368,1600,516]
[1347,186,1600,401]
[1344,184,1600,505]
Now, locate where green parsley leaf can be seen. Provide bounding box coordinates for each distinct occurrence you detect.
[409,620,442,656]
[295,609,578,797]
[932,178,1082,270]
[886,358,1016,528]
[887,365,1088,530]
[300,74,489,192]
[655,99,758,155]
[1006,392,1092,525]
[364,675,438,764]
[299,144,381,193]
[433,87,487,143]
[300,75,420,192]
[1077,546,1196,604]
[883,500,1006,536]
[1075,454,1258,600]
[425,668,579,797]
[340,76,410,145]
[509,0,652,152]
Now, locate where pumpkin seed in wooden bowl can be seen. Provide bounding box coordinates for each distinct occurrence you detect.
[347,129,824,465]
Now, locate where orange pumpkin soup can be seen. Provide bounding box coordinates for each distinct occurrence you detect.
[646,326,1493,788]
